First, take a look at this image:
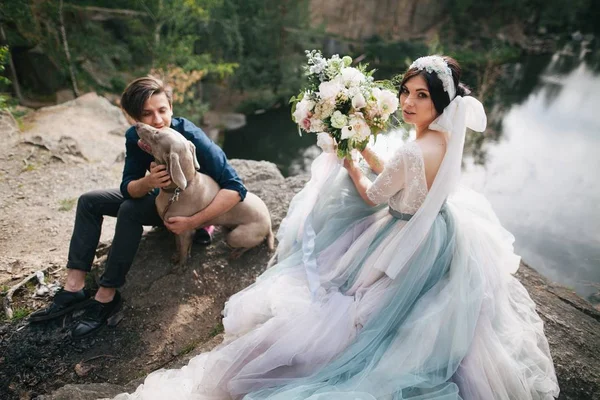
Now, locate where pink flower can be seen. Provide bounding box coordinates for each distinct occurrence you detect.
[302,117,312,131]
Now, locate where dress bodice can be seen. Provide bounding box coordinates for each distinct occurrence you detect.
[366,141,428,215]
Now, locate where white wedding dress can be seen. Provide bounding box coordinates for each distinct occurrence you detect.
[113,97,559,400]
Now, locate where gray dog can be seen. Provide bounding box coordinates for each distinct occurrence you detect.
[135,122,274,265]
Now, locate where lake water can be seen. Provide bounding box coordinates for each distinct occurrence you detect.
[223,49,600,301]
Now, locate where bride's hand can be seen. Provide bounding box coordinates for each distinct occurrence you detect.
[343,158,358,172]
[360,146,384,174]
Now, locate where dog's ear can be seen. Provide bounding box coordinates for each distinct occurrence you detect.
[187,141,200,170]
[169,152,187,189]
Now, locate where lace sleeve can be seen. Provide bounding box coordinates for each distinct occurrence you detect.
[366,147,406,205]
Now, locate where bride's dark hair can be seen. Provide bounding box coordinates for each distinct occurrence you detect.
[400,55,470,114]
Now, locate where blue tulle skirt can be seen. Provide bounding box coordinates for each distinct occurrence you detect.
[116,155,559,400]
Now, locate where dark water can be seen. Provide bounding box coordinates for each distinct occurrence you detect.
[223,46,600,300]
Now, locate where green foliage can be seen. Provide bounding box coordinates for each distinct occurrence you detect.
[362,37,429,81]
[10,306,31,322]
[22,162,37,172]
[203,0,316,111]
[0,45,11,110]
[209,322,224,337]
[178,97,211,124]
[58,198,77,211]
[110,76,127,93]
[446,0,597,36]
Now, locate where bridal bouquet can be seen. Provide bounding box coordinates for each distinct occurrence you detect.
[291,50,399,159]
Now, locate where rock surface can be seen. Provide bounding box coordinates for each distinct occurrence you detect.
[0,94,597,400]
[310,0,445,40]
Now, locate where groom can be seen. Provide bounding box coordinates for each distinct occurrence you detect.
[29,76,247,338]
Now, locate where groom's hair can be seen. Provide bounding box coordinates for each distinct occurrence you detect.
[400,56,470,115]
[121,76,173,121]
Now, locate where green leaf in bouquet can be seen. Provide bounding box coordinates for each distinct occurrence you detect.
[391,73,404,87]
[372,132,379,144]
[338,101,352,116]
[289,93,302,121]
[375,80,399,93]
[290,96,297,119]
[330,127,341,142]
[370,126,382,137]
[356,139,369,151]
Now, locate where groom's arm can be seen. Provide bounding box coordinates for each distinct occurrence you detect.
[164,117,246,234]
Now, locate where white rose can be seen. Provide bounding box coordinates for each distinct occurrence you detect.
[348,86,361,98]
[330,110,348,129]
[313,99,335,120]
[316,132,337,153]
[318,79,344,101]
[292,96,315,123]
[319,99,336,119]
[340,67,366,87]
[351,114,371,141]
[351,92,367,110]
[309,118,326,133]
[373,88,399,118]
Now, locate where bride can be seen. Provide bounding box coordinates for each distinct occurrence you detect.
[114,55,559,399]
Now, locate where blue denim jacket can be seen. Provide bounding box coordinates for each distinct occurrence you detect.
[119,117,247,201]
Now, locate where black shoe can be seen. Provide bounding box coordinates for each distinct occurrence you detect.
[29,288,91,322]
[71,291,122,338]
[194,227,213,245]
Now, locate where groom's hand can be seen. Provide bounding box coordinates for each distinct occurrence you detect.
[148,162,171,189]
[165,216,196,235]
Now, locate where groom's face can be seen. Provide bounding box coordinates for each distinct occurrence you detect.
[138,92,173,129]
[400,74,438,128]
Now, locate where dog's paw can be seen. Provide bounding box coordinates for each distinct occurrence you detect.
[229,248,248,260]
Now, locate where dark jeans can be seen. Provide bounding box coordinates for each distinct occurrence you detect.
[67,188,163,288]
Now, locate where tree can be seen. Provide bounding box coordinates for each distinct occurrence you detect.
[58,0,79,97]
[203,0,315,109]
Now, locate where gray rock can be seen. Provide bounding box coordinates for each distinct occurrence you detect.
[0,110,19,138]
[42,92,129,128]
[310,0,445,40]
[42,162,600,400]
[36,383,128,400]
[55,89,76,104]
[516,264,600,400]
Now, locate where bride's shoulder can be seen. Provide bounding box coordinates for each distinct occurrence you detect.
[396,141,423,160]
[414,132,447,157]
[383,141,421,171]
[402,140,421,153]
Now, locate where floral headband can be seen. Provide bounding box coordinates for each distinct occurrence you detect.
[410,56,456,101]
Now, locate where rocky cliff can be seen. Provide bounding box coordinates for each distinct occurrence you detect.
[309,0,447,41]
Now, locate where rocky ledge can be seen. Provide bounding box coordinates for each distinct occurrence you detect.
[39,160,600,400]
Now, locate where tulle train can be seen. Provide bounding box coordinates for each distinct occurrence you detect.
[115,160,558,400]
